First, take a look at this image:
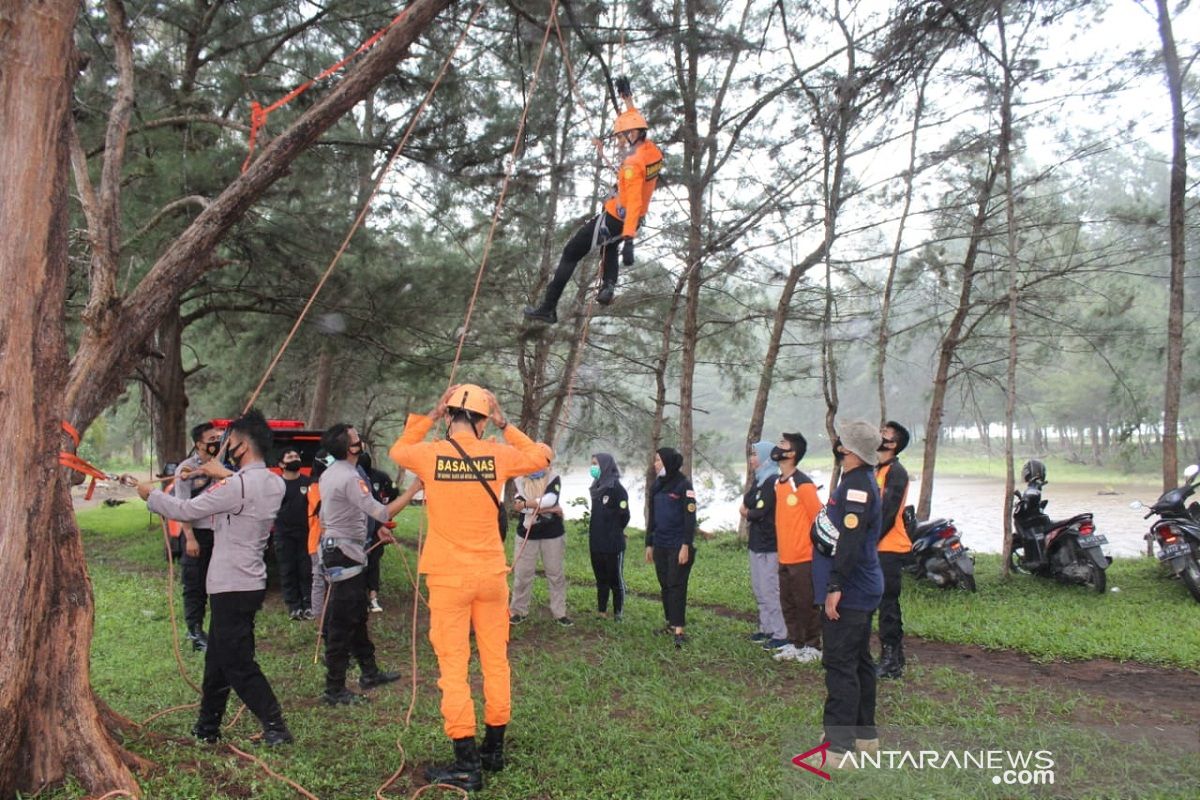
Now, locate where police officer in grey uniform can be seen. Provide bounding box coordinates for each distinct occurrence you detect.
[174,421,223,650]
[318,423,418,705]
[140,410,294,746]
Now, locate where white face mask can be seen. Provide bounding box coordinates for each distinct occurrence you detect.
[656,467,666,478]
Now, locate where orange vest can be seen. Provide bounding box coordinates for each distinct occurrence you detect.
[876,461,911,554]
[306,483,322,555]
[604,139,663,238]
[389,415,550,576]
[774,472,823,565]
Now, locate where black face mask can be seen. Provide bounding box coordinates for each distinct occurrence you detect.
[226,442,247,469]
[832,439,845,462]
[203,441,221,457]
[282,460,302,473]
[769,446,792,462]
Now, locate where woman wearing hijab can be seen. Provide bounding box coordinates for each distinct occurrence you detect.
[509,459,571,626]
[742,441,788,651]
[588,453,631,620]
[645,447,697,648]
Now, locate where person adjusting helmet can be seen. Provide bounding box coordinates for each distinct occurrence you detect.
[389,382,552,792]
[524,76,663,324]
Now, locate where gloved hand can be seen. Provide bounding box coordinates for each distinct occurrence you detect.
[614,76,632,98]
[622,237,634,266]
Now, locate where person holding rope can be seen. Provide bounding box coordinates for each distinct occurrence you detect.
[509,451,571,627]
[317,424,419,706]
[389,383,551,792]
[174,421,224,651]
[138,410,293,746]
[523,77,662,324]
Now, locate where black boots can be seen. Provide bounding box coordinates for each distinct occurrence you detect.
[322,686,369,705]
[187,625,208,652]
[479,724,506,772]
[878,643,905,680]
[191,710,222,744]
[425,737,484,792]
[359,669,402,689]
[523,304,557,324]
[260,712,294,746]
[596,282,617,305]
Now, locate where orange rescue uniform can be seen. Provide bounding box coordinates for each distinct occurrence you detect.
[603,139,663,239]
[389,414,549,739]
[306,482,322,555]
[875,461,911,554]
[775,471,823,565]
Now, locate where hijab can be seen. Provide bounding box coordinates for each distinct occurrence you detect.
[752,440,778,486]
[590,452,622,500]
[655,447,684,487]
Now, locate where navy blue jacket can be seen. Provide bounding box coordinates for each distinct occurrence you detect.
[645,474,696,549]
[589,483,630,553]
[743,475,778,553]
[813,465,883,612]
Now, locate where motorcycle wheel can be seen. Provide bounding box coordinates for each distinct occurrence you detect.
[1087,561,1106,594]
[1181,558,1200,604]
[958,568,977,593]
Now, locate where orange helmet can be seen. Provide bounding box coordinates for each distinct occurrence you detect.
[535,442,555,463]
[446,383,490,418]
[613,107,648,135]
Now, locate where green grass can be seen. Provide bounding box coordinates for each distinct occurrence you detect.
[914,449,1161,484]
[36,503,1200,799]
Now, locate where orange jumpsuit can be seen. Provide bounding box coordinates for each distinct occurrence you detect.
[389,414,549,739]
[604,138,663,239]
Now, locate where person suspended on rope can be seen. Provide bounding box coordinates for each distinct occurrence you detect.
[137,410,294,746]
[524,76,662,324]
[388,383,551,793]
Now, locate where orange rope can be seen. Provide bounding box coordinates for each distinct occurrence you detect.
[158,517,201,694]
[243,0,489,413]
[241,6,419,173]
[139,702,199,727]
[446,0,561,386]
[86,791,138,800]
[226,744,321,800]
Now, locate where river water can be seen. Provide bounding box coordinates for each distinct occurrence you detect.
[549,468,1162,559]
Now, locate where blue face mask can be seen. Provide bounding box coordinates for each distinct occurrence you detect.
[589,464,601,479]
[529,470,545,480]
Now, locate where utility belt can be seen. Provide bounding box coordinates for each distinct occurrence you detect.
[320,535,365,583]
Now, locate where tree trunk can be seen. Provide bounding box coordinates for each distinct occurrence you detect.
[0,3,142,795]
[917,158,999,520]
[148,299,189,471]
[1154,0,1186,493]
[997,5,1018,580]
[309,342,334,429]
[646,272,690,524]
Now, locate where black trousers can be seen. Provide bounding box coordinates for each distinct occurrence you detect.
[653,544,695,628]
[590,550,625,615]
[821,608,877,753]
[323,572,377,691]
[275,529,312,612]
[182,527,214,631]
[200,590,281,724]
[365,535,384,594]
[878,553,904,649]
[541,212,624,309]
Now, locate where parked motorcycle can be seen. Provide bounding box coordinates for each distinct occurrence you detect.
[1132,464,1200,603]
[906,514,976,591]
[1011,459,1109,593]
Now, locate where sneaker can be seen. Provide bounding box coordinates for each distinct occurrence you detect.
[613,612,623,623]
[749,631,770,643]
[187,629,208,652]
[761,637,790,652]
[523,305,557,324]
[288,608,303,621]
[555,616,574,628]
[359,669,402,689]
[509,613,527,625]
[772,644,801,662]
[673,633,688,649]
[794,646,822,663]
[302,608,315,621]
[368,597,383,614]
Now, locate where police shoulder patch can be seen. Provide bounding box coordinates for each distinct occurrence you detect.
[846,488,869,504]
[358,479,371,495]
[205,479,226,494]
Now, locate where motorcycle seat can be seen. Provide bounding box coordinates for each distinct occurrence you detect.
[1046,512,1093,532]
[914,518,949,536]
